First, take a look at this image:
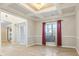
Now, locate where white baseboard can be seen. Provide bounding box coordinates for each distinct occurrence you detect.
[28,43,76,49]
[35,43,42,45]
[35,43,75,48]
[75,48,79,55]
[62,46,75,48]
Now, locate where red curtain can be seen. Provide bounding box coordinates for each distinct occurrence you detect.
[42,22,46,46]
[57,20,62,46]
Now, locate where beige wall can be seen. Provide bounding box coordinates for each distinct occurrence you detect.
[27,19,36,46]
[62,15,76,47]
[35,21,42,45]
[76,6,79,53]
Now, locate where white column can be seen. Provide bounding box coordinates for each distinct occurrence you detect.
[25,22,28,47]
[10,24,16,45]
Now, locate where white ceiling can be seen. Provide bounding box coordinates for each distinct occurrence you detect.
[0,3,78,21]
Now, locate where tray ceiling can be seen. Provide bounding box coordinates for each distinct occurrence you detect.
[21,3,57,13]
[0,3,77,21]
[26,3,55,11]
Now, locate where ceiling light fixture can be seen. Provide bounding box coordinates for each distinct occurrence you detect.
[32,3,46,10]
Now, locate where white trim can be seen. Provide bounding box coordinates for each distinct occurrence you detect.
[62,45,75,48]
[61,12,75,18]
[35,43,76,49]
[20,3,57,14]
[46,44,56,46]
[75,48,79,55]
[0,23,1,48]
[35,43,42,45]
[35,43,57,47]
[63,36,75,38]
[41,12,75,22]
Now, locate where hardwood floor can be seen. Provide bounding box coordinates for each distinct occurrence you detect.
[0,45,78,56]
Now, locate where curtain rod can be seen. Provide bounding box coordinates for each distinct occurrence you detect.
[43,20,63,23]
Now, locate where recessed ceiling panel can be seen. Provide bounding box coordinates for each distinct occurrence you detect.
[27,3,54,11]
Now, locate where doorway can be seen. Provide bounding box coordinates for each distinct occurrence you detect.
[15,22,27,46]
[1,21,12,47]
[45,22,57,46]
